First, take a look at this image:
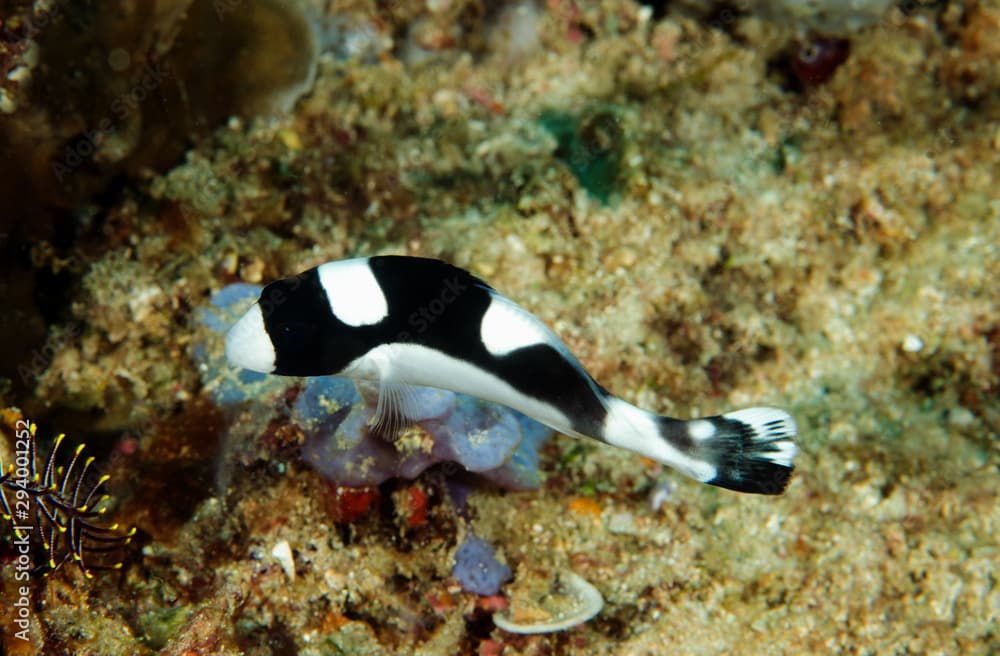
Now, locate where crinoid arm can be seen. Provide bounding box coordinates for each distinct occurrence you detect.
[1,421,134,578]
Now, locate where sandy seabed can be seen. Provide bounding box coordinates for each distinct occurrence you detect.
[1,1,997,654]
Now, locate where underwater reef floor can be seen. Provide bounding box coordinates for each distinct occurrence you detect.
[1,0,998,654]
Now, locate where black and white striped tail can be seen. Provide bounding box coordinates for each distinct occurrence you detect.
[662,408,797,494]
[601,400,797,495]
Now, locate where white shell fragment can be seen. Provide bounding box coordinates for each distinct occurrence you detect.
[271,540,296,582]
[493,570,604,634]
[902,334,924,353]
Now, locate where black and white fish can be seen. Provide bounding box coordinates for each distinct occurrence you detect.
[225,256,797,494]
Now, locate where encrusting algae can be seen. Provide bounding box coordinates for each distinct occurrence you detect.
[1,0,999,654]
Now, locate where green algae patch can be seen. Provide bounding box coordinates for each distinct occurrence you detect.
[137,606,194,652]
[540,108,625,204]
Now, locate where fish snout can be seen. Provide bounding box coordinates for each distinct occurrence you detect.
[225,304,276,373]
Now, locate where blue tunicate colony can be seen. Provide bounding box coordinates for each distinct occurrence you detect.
[451,535,512,596]
[194,283,554,491]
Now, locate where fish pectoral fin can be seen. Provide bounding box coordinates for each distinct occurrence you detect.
[369,381,427,438]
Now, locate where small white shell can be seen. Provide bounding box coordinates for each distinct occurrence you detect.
[902,334,924,353]
[493,570,604,634]
[271,540,296,582]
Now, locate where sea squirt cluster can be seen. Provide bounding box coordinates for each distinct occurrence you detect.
[451,534,513,596]
[194,283,554,491]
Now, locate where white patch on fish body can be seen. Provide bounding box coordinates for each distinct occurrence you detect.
[343,342,576,433]
[602,398,716,482]
[480,293,554,356]
[317,259,388,327]
[686,419,716,441]
[224,304,275,373]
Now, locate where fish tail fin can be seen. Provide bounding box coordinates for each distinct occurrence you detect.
[661,408,797,494]
[601,399,797,495]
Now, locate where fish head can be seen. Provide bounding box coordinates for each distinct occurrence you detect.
[225,269,358,376]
